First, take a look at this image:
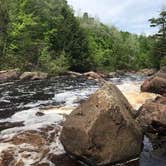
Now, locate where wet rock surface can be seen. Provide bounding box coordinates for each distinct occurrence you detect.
[141,67,166,95]
[0,69,20,82]
[64,71,83,78]
[83,71,106,81]
[0,125,64,166]
[0,121,24,132]
[61,83,143,165]
[19,71,48,81]
[137,92,166,166]
[137,96,166,128]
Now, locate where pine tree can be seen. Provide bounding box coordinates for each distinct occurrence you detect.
[149,10,166,69]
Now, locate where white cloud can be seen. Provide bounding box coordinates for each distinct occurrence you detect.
[67,0,166,34]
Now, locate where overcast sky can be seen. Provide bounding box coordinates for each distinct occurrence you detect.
[67,0,166,35]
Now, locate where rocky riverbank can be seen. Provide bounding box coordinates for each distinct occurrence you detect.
[0,68,157,83]
[0,70,165,166]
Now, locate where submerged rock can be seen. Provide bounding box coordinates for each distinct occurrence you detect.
[35,111,45,117]
[0,121,24,132]
[0,69,20,82]
[60,83,143,166]
[48,154,80,166]
[19,72,48,81]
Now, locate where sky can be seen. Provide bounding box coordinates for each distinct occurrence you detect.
[67,0,166,35]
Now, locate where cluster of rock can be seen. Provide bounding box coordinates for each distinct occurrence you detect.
[64,71,108,81]
[138,67,166,153]
[0,67,165,165]
[0,69,48,82]
[136,68,156,76]
[0,69,107,83]
[60,67,166,165]
[109,68,156,78]
[0,68,157,83]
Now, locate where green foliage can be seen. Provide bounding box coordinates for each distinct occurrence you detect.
[39,49,69,75]
[47,6,92,72]
[0,0,158,74]
[79,13,155,71]
[149,9,166,69]
[160,56,166,67]
[0,0,92,73]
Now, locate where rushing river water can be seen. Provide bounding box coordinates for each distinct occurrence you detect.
[0,74,165,166]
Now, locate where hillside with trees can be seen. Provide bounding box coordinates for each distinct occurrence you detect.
[79,13,155,72]
[0,0,165,74]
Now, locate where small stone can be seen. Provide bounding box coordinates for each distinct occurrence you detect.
[36,112,45,116]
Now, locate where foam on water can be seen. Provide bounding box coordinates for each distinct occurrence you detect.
[0,108,64,136]
[53,86,98,106]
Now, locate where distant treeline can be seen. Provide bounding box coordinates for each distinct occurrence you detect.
[0,0,165,74]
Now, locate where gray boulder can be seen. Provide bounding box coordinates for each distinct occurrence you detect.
[61,83,143,165]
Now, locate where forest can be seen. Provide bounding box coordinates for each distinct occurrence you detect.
[0,0,166,74]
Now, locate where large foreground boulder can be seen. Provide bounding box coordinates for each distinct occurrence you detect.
[60,83,143,166]
[0,69,20,82]
[141,67,166,96]
[19,71,48,81]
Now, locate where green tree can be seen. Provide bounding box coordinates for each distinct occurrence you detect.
[149,10,166,69]
[47,7,92,72]
[0,0,9,67]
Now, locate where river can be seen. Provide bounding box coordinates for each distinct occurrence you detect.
[0,74,165,166]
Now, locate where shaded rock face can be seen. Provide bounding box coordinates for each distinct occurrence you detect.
[141,77,166,95]
[19,72,48,81]
[48,154,80,166]
[60,83,143,166]
[137,96,166,157]
[0,69,20,82]
[141,67,166,95]
[137,96,166,135]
